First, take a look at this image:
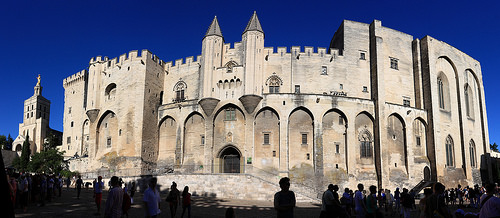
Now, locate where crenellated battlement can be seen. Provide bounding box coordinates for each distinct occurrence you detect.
[262,46,342,59]
[63,69,87,88]
[163,55,201,72]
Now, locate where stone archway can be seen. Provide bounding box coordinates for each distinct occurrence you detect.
[218,145,241,173]
[424,166,431,181]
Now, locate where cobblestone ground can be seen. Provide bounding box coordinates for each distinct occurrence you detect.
[15,187,481,218]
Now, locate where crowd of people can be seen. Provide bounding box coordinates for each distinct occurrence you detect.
[316,182,500,218]
[7,170,67,211]
[7,169,500,218]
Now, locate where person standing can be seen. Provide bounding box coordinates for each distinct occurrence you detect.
[76,175,83,199]
[365,185,378,218]
[39,175,46,206]
[181,186,192,218]
[479,183,500,218]
[400,188,413,218]
[130,182,136,198]
[320,184,335,217]
[354,184,367,218]
[47,175,54,202]
[94,176,104,215]
[167,182,180,218]
[341,188,353,216]
[425,182,452,218]
[104,176,124,218]
[274,177,296,218]
[394,187,400,213]
[143,177,161,218]
[19,174,29,212]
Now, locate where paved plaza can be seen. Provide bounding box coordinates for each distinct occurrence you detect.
[14,187,481,218]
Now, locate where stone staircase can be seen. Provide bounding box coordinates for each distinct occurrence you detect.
[119,173,320,203]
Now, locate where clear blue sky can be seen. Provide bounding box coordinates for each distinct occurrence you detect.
[1,1,499,144]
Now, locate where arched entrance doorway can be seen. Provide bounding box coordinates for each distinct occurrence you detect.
[424,166,431,181]
[218,146,241,173]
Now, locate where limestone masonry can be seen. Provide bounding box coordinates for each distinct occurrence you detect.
[60,12,490,196]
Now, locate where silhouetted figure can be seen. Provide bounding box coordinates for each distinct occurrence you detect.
[166,182,180,218]
[105,176,124,218]
[130,182,136,198]
[418,188,433,218]
[143,177,161,218]
[365,185,378,218]
[479,183,500,218]
[354,184,367,218]
[320,184,335,217]
[76,175,83,199]
[274,177,296,218]
[341,188,353,216]
[425,182,452,218]
[225,207,235,218]
[181,186,191,218]
[401,188,414,218]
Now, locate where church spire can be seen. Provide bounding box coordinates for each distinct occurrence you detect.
[243,11,263,34]
[205,16,223,38]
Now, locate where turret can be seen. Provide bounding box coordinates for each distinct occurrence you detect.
[242,11,265,95]
[201,16,224,97]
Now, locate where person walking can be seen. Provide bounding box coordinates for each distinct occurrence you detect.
[104,176,124,218]
[94,176,104,215]
[167,182,180,218]
[274,177,296,218]
[76,175,83,199]
[181,186,192,218]
[143,177,161,218]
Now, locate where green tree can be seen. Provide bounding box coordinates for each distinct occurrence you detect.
[43,132,60,150]
[27,149,66,174]
[19,134,31,171]
[6,134,14,150]
[491,142,499,152]
[0,134,6,149]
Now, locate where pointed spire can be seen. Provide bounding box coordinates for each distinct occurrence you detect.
[205,16,223,38]
[243,11,263,34]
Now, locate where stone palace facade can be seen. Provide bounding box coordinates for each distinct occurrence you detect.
[62,12,490,190]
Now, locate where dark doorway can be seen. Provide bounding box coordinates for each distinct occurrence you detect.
[220,146,240,173]
[424,166,431,181]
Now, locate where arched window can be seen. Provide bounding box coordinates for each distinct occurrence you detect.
[359,129,372,158]
[445,135,454,167]
[224,61,237,73]
[438,77,445,109]
[469,140,477,168]
[464,85,470,117]
[105,83,117,100]
[464,84,474,118]
[173,81,187,103]
[266,74,283,93]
